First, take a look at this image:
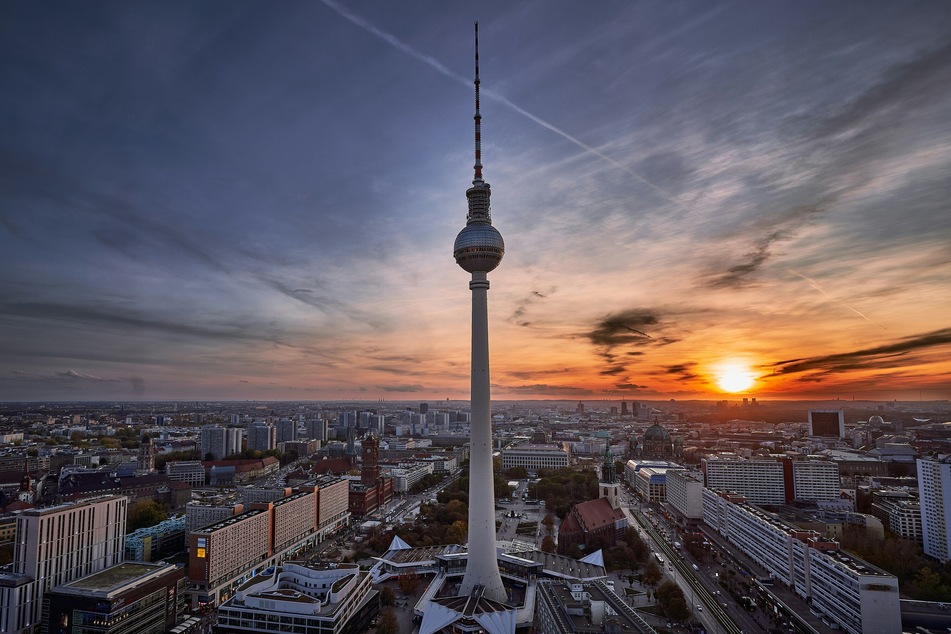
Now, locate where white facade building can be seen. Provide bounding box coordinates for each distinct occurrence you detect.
[792,460,840,501]
[386,462,434,493]
[702,489,900,634]
[0,495,127,634]
[918,456,951,563]
[166,460,206,487]
[500,444,569,472]
[666,469,704,519]
[200,426,242,461]
[703,457,787,504]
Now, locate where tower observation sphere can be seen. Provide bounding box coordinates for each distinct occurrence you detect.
[453,221,504,273]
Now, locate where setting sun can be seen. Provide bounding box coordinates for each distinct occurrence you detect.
[715,363,756,393]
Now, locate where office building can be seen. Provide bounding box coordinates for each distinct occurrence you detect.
[808,409,845,438]
[918,456,951,563]
[166,461,206,487]
[500,444,569,473]
[0,495,127,634]
[303,417,328,442]
[45,562,187,634]
[276,419,297,445]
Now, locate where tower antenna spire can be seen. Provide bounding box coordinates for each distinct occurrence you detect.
[473,21,483,185]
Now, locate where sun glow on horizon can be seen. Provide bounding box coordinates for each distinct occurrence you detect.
[715,362,756,393]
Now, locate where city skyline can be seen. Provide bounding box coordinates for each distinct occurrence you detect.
[2,2,951,402]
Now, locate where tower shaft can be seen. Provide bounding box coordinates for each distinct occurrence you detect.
[459,272,506,601]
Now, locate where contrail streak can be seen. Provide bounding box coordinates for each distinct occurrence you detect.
[319,0,685,209]
[788,268,887,330]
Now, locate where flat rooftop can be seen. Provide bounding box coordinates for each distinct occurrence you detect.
[62,562,168,592]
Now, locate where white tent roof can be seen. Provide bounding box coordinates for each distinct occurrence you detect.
[387,535,412,551]
[580,549,604,568]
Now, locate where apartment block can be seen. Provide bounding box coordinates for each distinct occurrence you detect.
[665,469,704,519]
[702,457,788,504]
[918,456,951,563]
[702,489,900,634]
[187,480,350,608]
[792,460,840,502]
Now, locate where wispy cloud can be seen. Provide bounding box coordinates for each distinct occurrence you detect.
[772,328,951,376]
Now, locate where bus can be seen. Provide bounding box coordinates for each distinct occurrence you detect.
[655,554,665,565]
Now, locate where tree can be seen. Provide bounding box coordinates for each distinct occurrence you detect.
[642,560,662,587]
[504,465,528,479]
[541,535,556,553]
[542,513,556,536]
[655,580,690,620]
[376,611,399,634]
[127,499,168,532]
[379,586,396,607]
[398,572,420,596]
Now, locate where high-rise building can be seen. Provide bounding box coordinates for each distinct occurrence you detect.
[808,409,845,438]
[0,495,128,634]
[792,459,840,501]
[276,418,297,445]
[303,417,328,442]
[200,426,242,461]
[451,22,506,604]
[137,432,156,473]
[918,456,951,563]
[247,423,276,452]
[703,457,788,504]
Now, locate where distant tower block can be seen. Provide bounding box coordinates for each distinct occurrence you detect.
[453,22,506,604]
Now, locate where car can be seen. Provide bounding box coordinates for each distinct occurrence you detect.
[696,605,703,611]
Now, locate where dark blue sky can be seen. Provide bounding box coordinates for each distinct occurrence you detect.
[2,1,950,401]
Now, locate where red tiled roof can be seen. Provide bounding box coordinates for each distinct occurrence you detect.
[575,497,625,531]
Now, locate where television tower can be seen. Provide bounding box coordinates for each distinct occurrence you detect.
[453,22,507,603]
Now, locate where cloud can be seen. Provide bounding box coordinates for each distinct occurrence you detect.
[56,369,116,383]
[509,286,556,327]
[660,362,699,382]
[613,383,649,390]
[506,369,571,381]
[503,384,595,396]
[810,40,951,142]
[587,309,659,347]
[376,384,425,393]
[773,328,951,376]
[584,308,681,377]
[702,201,829,289]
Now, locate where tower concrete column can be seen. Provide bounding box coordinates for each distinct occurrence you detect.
[459,272,506,601]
